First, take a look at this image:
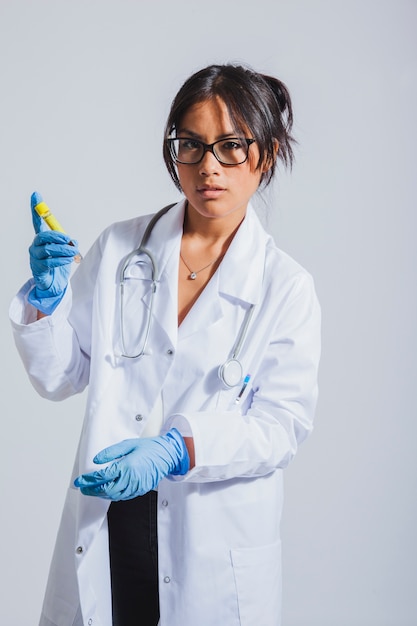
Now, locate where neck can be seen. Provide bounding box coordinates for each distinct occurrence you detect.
[183,203,247,245]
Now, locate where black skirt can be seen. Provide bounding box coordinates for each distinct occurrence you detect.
[107,491,159,626]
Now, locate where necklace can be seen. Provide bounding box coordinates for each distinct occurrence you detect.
[180,251,223,280]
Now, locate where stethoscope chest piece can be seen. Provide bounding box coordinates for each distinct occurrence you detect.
[218,358,243,388]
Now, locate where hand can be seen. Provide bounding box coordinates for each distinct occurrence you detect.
[74,428,190,501]
[28,192,80,315]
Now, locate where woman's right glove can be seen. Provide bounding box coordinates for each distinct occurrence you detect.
[28,192,80,315]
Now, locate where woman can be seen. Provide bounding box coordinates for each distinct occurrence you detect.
[10,64,321,626]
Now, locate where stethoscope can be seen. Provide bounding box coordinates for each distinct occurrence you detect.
[118,204,255,389]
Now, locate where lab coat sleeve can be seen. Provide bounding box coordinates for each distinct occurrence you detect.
[164,272,321,482]
[9,234,104,401]
[9,281,89,399]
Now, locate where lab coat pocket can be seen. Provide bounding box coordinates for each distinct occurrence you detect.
[216,380,253,411]
[231,540,282,626]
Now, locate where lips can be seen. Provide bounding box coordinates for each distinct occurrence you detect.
[196,185,226,198]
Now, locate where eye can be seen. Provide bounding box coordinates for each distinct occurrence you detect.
[221,139,244,151]
[179,139,201,151]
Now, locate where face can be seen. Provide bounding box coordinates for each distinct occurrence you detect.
[176,97,266,225]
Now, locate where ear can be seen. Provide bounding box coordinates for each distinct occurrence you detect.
[262,139,279,173]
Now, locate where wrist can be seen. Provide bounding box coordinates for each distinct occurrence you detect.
[183,437,195,469]
[166,428,191,475]
[28,286,67,315]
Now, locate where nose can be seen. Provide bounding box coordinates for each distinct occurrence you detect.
[198,149,221,176]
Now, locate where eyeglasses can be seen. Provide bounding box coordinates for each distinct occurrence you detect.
[167,137,256,166]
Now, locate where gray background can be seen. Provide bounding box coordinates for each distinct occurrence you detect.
[1,1,416,624]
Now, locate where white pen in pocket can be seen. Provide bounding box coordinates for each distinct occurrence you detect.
[235,375,251,404]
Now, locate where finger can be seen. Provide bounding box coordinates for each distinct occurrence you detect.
[30,247,79,264]
[74,469,123,500]
[33,231,73,246]
[74,465,120,488]
[35,258,75,273]
[29,252,76,278]
[78,483,116,499]
[93,439,139,464]
[78,479,139,501]
[29,239,79,261]
[33,233,80,259]
[31,191,48,234]
[74,473,107,489]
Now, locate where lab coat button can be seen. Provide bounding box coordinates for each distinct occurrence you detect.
[135,414,143,421]
[88,620,93,625]
[166,349,174,355]
[76,546,83,555]
[162,499,168,507]
[164,576,171,583]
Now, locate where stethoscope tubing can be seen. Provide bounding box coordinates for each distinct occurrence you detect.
[118,204,175,359]
[118,204,255,388]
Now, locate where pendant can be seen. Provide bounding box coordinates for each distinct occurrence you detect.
[190,272,197,280]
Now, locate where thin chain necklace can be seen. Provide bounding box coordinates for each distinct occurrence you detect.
[180,251,223,280]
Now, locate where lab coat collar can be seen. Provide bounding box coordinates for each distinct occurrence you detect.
[148,200,271,304]
[143,200,271,340]
[218,203,270,305]
[147,199,271,305]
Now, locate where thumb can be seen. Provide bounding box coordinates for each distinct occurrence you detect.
[31,191,48,234]
[93,438,139,464]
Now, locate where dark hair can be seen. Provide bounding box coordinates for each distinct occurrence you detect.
[163,64,296,191]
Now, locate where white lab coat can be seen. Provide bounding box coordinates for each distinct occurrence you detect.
[10,200,321,626]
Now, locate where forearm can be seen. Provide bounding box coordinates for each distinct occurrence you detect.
[183,437,195,469]
[37,309,48,320]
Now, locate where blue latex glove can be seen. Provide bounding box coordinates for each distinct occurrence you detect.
[28,191,80,315]
[74,428,190,501]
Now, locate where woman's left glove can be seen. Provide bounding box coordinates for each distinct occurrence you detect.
[74,428,190,501]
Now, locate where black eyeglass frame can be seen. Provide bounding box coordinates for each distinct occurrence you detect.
[167,137,256,166]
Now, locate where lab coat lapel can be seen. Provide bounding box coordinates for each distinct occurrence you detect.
[178,205,269,340]
[217,205,268,305]
[177,273,223,339]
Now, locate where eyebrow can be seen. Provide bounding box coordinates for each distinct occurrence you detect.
[176,128,240,140]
